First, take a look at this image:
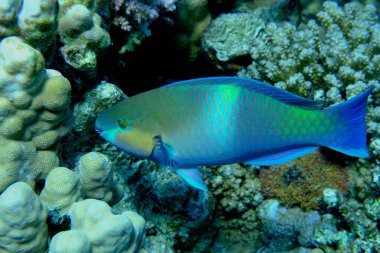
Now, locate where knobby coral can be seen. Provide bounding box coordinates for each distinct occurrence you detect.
[0,36,71,193]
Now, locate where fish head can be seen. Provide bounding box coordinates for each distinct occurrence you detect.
[95,104,155,158]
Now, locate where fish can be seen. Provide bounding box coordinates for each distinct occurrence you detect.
[95,77,372,191]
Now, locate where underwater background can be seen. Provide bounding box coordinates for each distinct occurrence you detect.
[0,0,379,252]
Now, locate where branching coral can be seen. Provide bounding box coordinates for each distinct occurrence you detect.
[203,164,263,251]
[260,152,349,210]
[112,0,177,53]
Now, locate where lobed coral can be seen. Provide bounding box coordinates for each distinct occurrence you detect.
[0,36,71,193]
[75,151,122,205]
[58,4,111,71]
[40,167,83,216]
[0,0,58,56]
[0,182,48,253]
[50,199,146,253]
[260,152,349,210]
[39,152,122,225]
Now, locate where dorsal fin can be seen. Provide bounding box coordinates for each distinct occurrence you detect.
[162,76,323,110]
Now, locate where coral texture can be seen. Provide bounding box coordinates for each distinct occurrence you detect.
[58,4,111,70]
[49,230,91,253]
[0,182,48,253]
[0,0,58,55]
[175,0,211,62]
[260,152,349,210]
[257,199,321,251]
[75,151,122,205]
[73,81,125,133]
[112,0,177,53]
[51,199,146,253]
[202,1,380,158]
[40,167,83,215]
[204,164,263,251]
[0,36,71,193]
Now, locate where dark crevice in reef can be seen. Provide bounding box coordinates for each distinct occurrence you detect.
[101,18,222,97]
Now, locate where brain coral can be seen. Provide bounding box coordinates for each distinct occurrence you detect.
[0,36,71,193]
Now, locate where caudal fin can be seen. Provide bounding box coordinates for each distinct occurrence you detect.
[324,87,372,157]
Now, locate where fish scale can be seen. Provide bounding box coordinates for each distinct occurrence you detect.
[96,77,371,191]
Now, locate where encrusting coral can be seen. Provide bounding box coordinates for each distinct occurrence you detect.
[0,182,48,253]
[0,36,71,193]
[257,199,321,251]
[260,152,349,210]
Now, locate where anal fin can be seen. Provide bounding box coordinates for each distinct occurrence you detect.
[245,146,318,166]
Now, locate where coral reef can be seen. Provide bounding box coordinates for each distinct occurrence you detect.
[0,182,48,253]
[204,164,263,251]
[202,1,380,158]
[40,167,83,216]
[202,12,265,66]
[73,81,125,134]
[0,36,71,193]
[75,151,122,205]
[175,0,211,62]
[257,199,321,251]
[0,0,379,252]
[0,0,58,56]
[51,199,146,253]
[58,4,111,71]
[39,152,122,226]
[260,152,349,210]
[112,0,177,53]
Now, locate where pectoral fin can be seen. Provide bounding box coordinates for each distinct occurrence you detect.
[176,168,208,191]
[150,135,183,167]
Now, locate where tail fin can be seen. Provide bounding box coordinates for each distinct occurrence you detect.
[324,87,372,158]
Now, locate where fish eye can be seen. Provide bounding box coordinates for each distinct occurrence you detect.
[117,119,129,129]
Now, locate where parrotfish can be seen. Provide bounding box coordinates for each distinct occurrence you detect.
[95,77,372,191]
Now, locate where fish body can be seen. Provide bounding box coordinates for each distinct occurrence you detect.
[96,77,371,191]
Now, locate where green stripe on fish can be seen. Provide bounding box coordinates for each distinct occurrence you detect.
[96,77,372,191]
